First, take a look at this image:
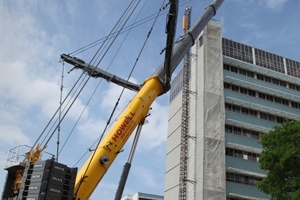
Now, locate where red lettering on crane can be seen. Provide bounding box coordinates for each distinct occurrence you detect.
[112,134,119,142]
[112,112,136,142]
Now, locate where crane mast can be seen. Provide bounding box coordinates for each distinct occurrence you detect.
[179,6,192,200]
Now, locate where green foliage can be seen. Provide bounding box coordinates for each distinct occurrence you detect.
[257,121,300,200]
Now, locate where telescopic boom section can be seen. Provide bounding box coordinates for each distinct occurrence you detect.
[153,0,224,87]
[163,0,178,87]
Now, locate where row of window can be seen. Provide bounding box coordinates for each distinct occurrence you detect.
[258,92,289,106]
[225,124,260,139]
[224,83,300,109]
[226,172,262,186]
[225,103,286,124]
[256,73,286,87]
[225,103,257,116]
[222,38,253,64]
[224,64,300,92]
[226,148,260,162]
[224,64,254,78]
[224,83,255,96]
[286,58,300,78]
[222,38,300,79]
[254,49,285,73]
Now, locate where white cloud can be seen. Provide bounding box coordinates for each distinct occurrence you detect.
[133,166,159,187]
[77,117,107,142]
[139,101,168,150]
[233,0,288,11]
[100,78,138,111]
[0,125,30,146]
[261,0,288,11]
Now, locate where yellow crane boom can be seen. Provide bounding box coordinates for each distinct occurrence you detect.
[74,76,163,198]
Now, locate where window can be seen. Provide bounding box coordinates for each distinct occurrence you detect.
[231,66,238,73]
[266,95,273,102]
[225,125,260,139]
[240,87,248,94]
[258,93,266,99]
[241,107,249,115]
[276,117,284,123]
[224,82,230,89]
[260,112,268,120]
[222,38,253,64]
[265,76,272,83]
[286,58,300,78]
[282,99,289,106]
[232,105,241,113]
[272,79,279,85]
[233,127,241,135]
[226,172,262,186]
[255,49,284,73]
[247,71,254,77]
[291,101,299,109]
[224,64,230,71]
[274,97,281,104]
[239,68,247,76]
[257,74,264,80]
[279,80,287,87]
[231,85,239,91]
[249,110,258,117]
[225,124,233,133]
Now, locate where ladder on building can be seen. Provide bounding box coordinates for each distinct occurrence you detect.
[179,6,192,200]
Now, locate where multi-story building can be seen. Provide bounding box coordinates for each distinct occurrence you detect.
[121,192,164,200]
[164,20,300,199]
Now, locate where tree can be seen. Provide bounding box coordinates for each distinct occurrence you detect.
[257,120,300,199]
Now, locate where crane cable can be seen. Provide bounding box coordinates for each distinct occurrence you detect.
[59,0,145,159]
[73,0,180,195]
[71,0,168,168]
[57,0,144,157]
[68,0,193,56]
[73,0,148,196]
[31,0,142,158]
[30,0,191,166]
[60,0,193,161]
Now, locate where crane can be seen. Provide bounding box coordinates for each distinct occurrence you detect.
[1,0,224,199]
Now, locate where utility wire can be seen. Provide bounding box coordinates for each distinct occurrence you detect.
[69,0,192,56]
[40,0,141,150]
[33,0,192,164]
[59,0,148,158]
[73,0,144,196]
[71,0,167,171]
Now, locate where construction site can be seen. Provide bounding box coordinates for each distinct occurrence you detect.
[1,0,300,199]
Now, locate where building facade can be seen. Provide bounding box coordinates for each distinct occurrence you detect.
[121,192,164,200]
[165,20,300,199]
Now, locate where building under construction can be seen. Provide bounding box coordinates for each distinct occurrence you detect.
[165,20,300,199]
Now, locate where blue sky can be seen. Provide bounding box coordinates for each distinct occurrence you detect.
[0,0,299,199]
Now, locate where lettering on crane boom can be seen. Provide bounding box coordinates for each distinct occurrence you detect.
[112,112,135,142]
